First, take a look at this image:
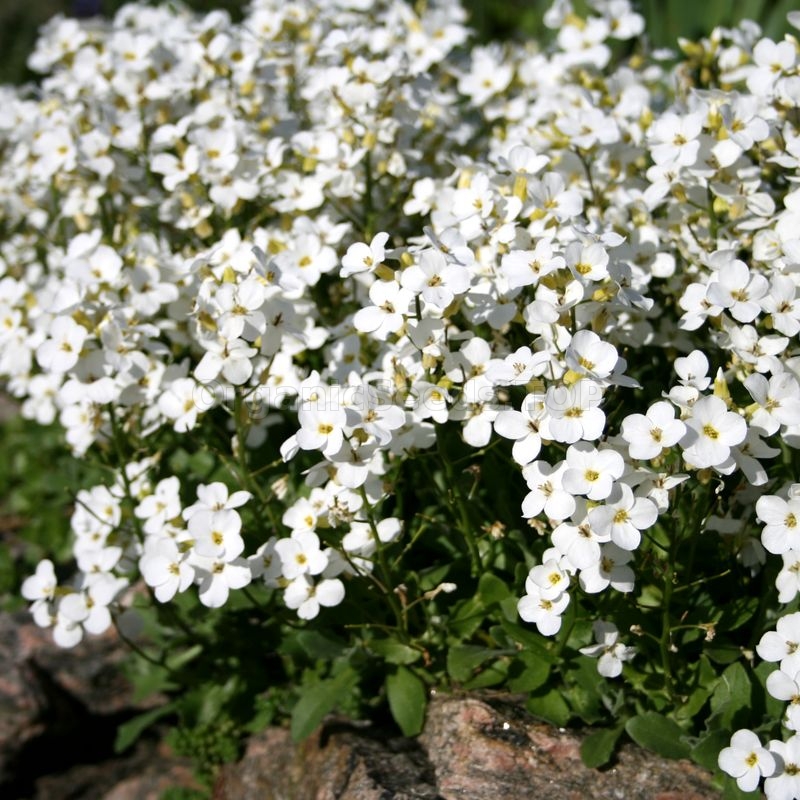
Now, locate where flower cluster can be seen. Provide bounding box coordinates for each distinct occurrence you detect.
[6,0,800,788]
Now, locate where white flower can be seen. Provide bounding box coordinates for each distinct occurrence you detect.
[342,517,402,558]
[188,509,245,561]
[579,621,635,678]
[562,443,625,502]
[216,277,267,341]
[194,337,256,386]
[620,401,686,461]
[494,393,545,466]
[748,38,796,96]
[545,380,605,444]
[565,330,619,382]
[159,377,207,432]
[674,350,711,390]
[400,249,471,311]
[765,736,800,799]
[706,258,769,323]
[744,372,800,436]
[528,173,583,223]
[196,558,252,608]
[757,612,800,672]
[22,559,57,605]
[36,317,88,373]
[140,538,195,603]
[579,543,635,594]
[353,280,413,340]
[500,239,563,289]
[648,111,703,166]
[681,395,747,470]
[757,493,800,555]
[588,483,658,551]
[274,532,328,580]
[517,583,570,637]
[762,274,800,337]
[526,558,571,599]
[248,537,284,588]
[57,575,128,644]
[552,502,605,571]
[135,476,182,535]
[776,551,800,604]
[295,403,348,457]
[521,460,576,521]
[565,242,609,283]
[718,729,776,792]
[283,575,345,620]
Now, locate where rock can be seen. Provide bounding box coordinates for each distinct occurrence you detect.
[28,737,198,800]
[0,609,132,790]
[0,609,198,799]
[420,694,717,800]
[214,693,721,800]
[213,723,440,800]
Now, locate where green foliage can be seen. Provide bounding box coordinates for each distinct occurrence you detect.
[0,414,103,604]
[386,666,427,737]
[463,0,793,46]
[625,712,691,760]
[167,718,242,785]
[580,725,625,769]
[160,789,209,800]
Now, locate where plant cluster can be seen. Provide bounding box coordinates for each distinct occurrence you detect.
[5,0,800,794]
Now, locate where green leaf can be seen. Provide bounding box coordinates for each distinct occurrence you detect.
[386,666,427,737]
[691,728,731,772]
[114,702,176,754]
[478,573,510,605]
[447,644,497,682]
[704,640,744,664]
[369,639,421,665]
[129,664,178,703]
[722,775,759,800]
[463,658,509,690]
[565,657,604,724]
[526,687,571,727]
[418,563,453,591]
[166,643,203,671]
[674,682,713,723]
[296,630,347,660]
[198,676,240,725]
[709,661,751,729]
[717,596,759,633]
[290,667,359,741]
[449,596,487,638]
[580,725,624,768]
[625,712,690,760]
[753,661,783,719]
[507,651,550,693]
[499,619,552,658]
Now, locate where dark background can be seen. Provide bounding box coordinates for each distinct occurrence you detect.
[0,0,796,85]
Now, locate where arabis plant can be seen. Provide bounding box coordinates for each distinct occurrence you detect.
[6,0,800,794]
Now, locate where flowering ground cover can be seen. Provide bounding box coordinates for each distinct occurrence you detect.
[4,0,800,795]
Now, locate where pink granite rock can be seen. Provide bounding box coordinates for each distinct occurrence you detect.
[214,693,721,800]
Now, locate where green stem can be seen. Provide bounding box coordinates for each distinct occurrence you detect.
[435,426,482,576]
[112,614,173,673]
[364,149,375,240]
[659,548,676,700]
[358,487,408,638]
[107,404,145,544]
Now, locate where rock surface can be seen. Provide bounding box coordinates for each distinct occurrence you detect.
[214,692,721,800]
[0,609,197,799]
